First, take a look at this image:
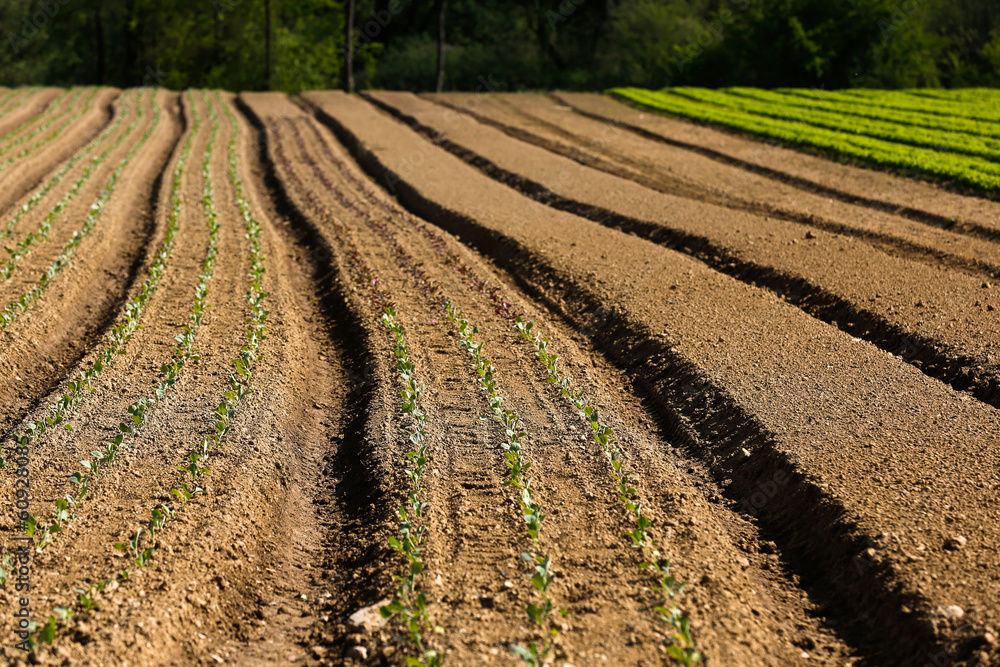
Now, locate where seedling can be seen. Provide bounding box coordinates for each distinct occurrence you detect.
[444,302,566,662]
[379,307,445,666]
[514,315,701,663]
[0,553,12,585]
[74,582,105,611]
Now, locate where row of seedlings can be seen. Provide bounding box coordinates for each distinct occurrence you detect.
[0,88,162,328]
[285,127,703,664]
[20,91,222,552]
[28,91,264,645]
[0,89,145,279]
[0,88,18,112]
[379,307,445,667]
[265,119,444,665]
[0,89,71,153]
[735,88,1000,139]
[1,89,138,241]
[443,304,564,666]
[111,90,267,591]
[270,123,563,664]
[0,88,142,282]
[513,319,701,664]
[0,88,38,117]
[114,90,268,578]
[0,88,97,172]
[671,86,1000,161]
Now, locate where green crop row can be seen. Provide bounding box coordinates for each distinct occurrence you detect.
[1,89,137,241]
[29,90,266,647]
[776,88,1000,127]
[0,88,96,172]
[514,317,701,664]
[21,91,218,553]
[666,87,1000,164]
[0,88,160,329]
[0,89,144,281]
[0,89,72,152]
[609,87,1000,192]
[845,89,1000,122]
[330,158,708,664]
[444,303,567,667]
[379,306,445,667]
[115,91,268,581]
[728,87,1000,140]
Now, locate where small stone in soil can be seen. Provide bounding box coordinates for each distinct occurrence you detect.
[346,645,368,660]
[944,535,967,550]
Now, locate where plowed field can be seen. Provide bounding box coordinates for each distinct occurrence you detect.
[0,88,997,667]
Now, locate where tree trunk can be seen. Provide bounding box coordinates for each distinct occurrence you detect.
[345,0,356,93]
[93,7,105,86]
[264,0,272,90]
[125,0,138,86]
[213,6,221,72]
[436,0,447,92]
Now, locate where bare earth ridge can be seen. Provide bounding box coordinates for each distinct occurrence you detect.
[0,89,995,667]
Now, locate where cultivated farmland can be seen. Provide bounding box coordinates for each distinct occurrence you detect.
[0,87,998,667]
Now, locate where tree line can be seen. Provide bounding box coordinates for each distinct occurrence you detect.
[1,0,998,92]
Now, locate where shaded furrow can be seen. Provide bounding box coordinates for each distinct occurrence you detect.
[368,91,1000,414]
[305,89,1000,667]
[554,92,1000,244]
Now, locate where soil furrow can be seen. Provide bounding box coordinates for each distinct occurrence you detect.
[248,92,856,665]
[553,92,1000,244]
[304,89,1000,667]
[426,92,1000,280]
[0,88,119,219]
[365,91,1000,415]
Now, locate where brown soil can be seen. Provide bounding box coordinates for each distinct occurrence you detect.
[0,89,62,144]
[551,92,1000,243]
[303,89,1000,667]
[427,92,1000,277]
[0,89,120,215]
[0,88,997,667]
[368,91,1000,414]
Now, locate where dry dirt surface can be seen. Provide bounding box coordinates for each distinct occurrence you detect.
[0,88,996,667]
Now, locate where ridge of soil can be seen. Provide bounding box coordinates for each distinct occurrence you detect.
[303,89,1000,667]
